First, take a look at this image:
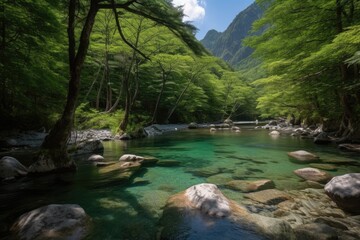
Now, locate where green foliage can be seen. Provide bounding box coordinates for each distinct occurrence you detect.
[0,0,67,129]
[75,103,124,133]
[244,0,360,126]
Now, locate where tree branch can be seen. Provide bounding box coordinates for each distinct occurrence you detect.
[110,0,149,60]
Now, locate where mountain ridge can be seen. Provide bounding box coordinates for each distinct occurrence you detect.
[200,2,264,68]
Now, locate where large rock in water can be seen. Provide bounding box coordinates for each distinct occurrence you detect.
[0,156,28,180]
[294,167,332,183]
[119,154,144,162]
[159,183,294,240]
[287,150,320,163]
[324,173,360,214]
[11,204,91,240]
[225,179,275,192]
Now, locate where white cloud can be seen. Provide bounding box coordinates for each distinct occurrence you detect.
[172,0,206,21]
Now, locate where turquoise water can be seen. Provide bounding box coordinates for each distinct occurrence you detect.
[1,128,360,239]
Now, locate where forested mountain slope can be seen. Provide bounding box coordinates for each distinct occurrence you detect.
[200,2,264,67]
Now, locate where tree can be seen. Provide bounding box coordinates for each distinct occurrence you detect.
[31,0,206,172]
[246,0,360,137]
[0,1,67,129]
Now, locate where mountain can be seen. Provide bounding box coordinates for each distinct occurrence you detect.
[200,2,264,68]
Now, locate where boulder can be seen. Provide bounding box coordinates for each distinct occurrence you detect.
[287,150,320,163]
[119,154,144,162]
[73,139,104,155]
[245,189,292,205]
[293,167,332,183]
[159,183,294,240]
[324,173,360,214]
[235,130,241,133]
[225,179,275,193]
[210,128,216,132]
[338,144,360,153]
[188,122,198,129]
[185,183,231,217]
[87,154,104,162]
[0,156,28,180]
[11,204,91,240]
[269,131,280,136]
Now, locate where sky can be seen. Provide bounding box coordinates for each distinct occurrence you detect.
[172,0,255,40]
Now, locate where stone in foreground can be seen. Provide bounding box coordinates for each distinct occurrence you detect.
[287,150,320,163]
[0,156,28,180]
[324,173,360,214]
[11,204,91,240]
[159,183,294,240]
[294,167,332,183]
[226,179,275,192]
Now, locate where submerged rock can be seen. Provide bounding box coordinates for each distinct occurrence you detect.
[189,166,221,177]
[225,179,275,193]
[245,189,292,205]
[156,160,181,167]
[206,173,233,185]
[324,173,360,214]
[309,163,337,171]
[0,156,28,180]
[11,204,91,240]
[338,143,360,153]
[294,167,332,183]
[287,150,320,163]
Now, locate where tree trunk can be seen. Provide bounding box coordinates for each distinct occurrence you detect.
[151,71,167,124]
[119,75,130,131]
[166,77,193,122]
[33,0,98,172]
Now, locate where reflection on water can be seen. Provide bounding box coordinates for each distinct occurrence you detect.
[1,128,359,239]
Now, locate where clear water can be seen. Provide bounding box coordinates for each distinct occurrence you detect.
[1,128,360,239]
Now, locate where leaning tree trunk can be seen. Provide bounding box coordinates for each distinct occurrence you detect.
[30,0,98,173]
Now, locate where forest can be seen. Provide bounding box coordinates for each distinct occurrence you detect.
[1,0,360,164]
[1,1,360,239]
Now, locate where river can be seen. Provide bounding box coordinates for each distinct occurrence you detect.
[1,127,359,239]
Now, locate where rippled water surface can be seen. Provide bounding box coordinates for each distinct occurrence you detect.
[1,128,360,239]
